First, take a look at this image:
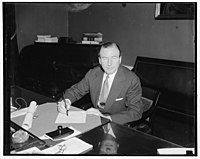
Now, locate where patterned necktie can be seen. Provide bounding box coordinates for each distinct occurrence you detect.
[99,75,109,106]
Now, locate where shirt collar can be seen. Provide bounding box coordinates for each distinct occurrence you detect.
[104,69,118,79]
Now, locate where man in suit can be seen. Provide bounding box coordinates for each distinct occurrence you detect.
[57,42,143,125]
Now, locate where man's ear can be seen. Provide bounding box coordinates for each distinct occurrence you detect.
[119,56,122,64]
[98,57,102,65]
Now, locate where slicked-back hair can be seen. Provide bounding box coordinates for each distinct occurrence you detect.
[98,42,122,57]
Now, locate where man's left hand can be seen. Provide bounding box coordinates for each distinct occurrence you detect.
[86,108,112,121]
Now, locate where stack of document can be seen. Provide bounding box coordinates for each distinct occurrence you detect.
[35,35,58,43]
[82,32,103,44]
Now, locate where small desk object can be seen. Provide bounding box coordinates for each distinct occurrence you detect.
[10,121,47,152]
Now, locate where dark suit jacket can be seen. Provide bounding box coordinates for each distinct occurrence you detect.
[64,65,143,125]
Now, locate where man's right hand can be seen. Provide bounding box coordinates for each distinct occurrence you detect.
[57,99,71,114]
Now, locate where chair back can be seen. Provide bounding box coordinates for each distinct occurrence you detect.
[125,86,161,133]
[141,86,161,121]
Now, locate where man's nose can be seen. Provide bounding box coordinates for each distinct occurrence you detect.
[107,59,112,66]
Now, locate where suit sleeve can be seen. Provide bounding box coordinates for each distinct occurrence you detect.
[63,70,91,103]
[110,76,143,125]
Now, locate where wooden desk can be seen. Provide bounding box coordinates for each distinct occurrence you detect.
[11,103,108,137]
[10,86,109,137]
[78,122,184,155]
[8,86,188,155]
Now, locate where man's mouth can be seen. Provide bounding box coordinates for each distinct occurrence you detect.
[106,67,112,70]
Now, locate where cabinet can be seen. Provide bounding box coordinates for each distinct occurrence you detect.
[19,43,101,100]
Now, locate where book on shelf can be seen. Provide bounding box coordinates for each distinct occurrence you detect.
[82,32,103,44]
[81,40,101,44]
[35,35,58,43]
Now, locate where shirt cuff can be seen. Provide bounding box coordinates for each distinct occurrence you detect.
[104,115,112,121]
[65,99,71,105]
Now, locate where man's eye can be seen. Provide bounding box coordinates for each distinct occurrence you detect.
[101,57,107,61]
[112,57,118,60]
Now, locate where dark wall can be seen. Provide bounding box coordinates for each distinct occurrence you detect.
[15,3,195,65]
[69,3,195,65]
[15,3,69,52]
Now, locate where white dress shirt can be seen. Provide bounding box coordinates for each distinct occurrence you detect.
[98,70,117,105]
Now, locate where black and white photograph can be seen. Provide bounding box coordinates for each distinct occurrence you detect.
[2,2,197,157]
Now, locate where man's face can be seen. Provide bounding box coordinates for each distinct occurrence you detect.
[98,46,121,75]
[99,139,118,154]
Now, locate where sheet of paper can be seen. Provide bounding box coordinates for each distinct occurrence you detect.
[55,110,86,124]
[157,148,194,155]
[11,107,28,118]
[42,137,93,154]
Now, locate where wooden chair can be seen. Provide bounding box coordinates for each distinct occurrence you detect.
[125,86,161,134]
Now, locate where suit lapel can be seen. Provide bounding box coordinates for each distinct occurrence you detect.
[92,70,104,107]
[104,66,125,111]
